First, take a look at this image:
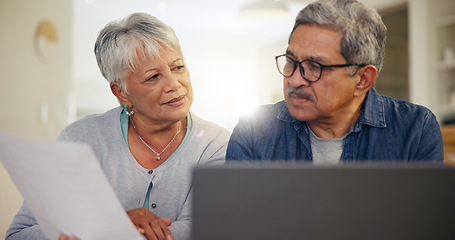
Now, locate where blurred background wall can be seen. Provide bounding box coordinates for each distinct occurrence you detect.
[1,0,455,238]
[0,0,72,237]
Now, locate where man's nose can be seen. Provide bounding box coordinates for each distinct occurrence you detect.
[287,66,310,87]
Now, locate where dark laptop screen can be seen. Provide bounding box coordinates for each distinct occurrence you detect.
[192,163,455,240]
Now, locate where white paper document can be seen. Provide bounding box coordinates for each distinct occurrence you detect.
[0,133,143,240]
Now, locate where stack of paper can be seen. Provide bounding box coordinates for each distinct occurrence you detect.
[0,133,143,240]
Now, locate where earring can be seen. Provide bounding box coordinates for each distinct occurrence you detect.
[124,104,134,116]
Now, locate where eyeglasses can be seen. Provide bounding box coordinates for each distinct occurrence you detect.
[275,54,366,82]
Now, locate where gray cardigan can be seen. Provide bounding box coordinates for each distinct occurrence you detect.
[6,107,230,240]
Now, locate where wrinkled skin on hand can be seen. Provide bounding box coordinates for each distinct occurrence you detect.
[127,207,173,240]
[58,234,80,240]
[57,208,173,240]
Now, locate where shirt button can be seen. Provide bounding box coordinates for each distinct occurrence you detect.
[151,203,157,208]
[148,170,153,174]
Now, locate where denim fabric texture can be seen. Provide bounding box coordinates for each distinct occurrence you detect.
[226,88,444,162]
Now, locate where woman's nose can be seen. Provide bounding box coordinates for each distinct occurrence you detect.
[163,72,182,92]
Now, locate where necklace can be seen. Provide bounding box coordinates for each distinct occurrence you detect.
[131,119,181,161]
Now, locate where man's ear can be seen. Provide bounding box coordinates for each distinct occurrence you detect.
[110,82,129,106]
[354,65,377,97]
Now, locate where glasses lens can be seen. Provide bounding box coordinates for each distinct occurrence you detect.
[301,61,322,82]
[276,56,295,77]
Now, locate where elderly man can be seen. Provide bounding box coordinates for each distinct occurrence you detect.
[226,0,443,163]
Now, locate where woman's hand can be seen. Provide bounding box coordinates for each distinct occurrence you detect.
[55,209,172,240]
[127,207,173,240]
[58,234,80,240]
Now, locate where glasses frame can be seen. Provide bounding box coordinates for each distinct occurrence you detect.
[275,54,366,83]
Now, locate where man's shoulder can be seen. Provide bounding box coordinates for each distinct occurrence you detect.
[232,101,289,134]
[380,94,434,116]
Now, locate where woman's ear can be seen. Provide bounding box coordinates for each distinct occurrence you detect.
[354,65,377,97]
[110,82,129,106]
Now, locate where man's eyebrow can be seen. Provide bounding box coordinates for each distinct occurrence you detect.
[285,50,295,57]
[285,50,325,62]
[307,56,324,62]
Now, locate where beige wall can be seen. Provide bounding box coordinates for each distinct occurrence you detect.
[0,0,72,238]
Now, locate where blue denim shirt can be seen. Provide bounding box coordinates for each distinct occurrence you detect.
[226,89,444,162]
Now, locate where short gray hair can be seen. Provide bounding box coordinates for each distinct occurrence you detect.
[290,0,387,75]
[94,12,180,89]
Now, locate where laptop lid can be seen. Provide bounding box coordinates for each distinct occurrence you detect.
[192,163,455,240]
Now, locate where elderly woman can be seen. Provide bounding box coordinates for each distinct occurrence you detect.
[6,13,230,240]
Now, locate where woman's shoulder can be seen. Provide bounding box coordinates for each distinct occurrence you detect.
[58,107,122,141]
[65,107,120,130]
[179,112,230,164]
[187,112,231,147]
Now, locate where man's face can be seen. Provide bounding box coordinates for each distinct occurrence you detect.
[284,24,360,123]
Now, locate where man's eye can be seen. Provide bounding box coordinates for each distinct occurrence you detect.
[307,62,321,71]
[285,57,294,64]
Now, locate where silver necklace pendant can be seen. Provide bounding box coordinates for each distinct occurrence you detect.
[131,118,181,161]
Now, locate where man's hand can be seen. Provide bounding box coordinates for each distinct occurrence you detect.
[127,207,173,240]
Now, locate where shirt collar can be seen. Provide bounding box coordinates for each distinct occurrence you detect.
[277,101,295,123]
[354,88,386,130]
[277,88,386,131]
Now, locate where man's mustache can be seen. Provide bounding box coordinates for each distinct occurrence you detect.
[286,88,314,102]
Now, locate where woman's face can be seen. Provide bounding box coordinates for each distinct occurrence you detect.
[124,47,193,125]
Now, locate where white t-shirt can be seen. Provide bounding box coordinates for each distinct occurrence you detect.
[309,127,345,165]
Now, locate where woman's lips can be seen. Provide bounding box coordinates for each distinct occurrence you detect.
[164,95,185,107]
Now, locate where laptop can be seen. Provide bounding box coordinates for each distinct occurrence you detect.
[192,163,455,240]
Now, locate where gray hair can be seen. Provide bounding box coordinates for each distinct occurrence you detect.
[290,0,387,75]
[94,12,181,90]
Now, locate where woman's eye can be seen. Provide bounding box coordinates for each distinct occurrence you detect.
[172,65,185,72]
[146,74,159,82]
